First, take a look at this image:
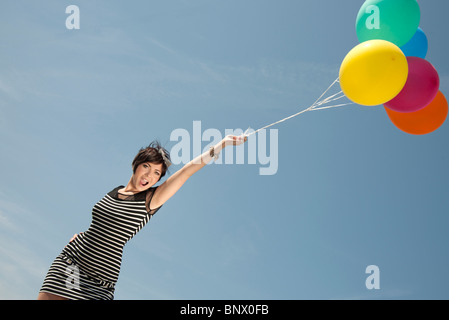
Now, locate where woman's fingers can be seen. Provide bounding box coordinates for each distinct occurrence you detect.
[233,135,247,145]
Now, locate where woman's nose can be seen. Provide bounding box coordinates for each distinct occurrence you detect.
[145,171,154,179]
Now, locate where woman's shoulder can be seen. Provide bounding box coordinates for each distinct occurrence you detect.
[145,186,162,215]
[107,185,124,197]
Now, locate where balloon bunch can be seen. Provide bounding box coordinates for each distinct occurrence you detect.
[339,0,447,135]
[247,0,446,138]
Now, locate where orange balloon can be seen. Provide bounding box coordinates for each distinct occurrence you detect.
[385,91,448,135]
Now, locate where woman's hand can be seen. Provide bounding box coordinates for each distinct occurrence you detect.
[222,134,247,147]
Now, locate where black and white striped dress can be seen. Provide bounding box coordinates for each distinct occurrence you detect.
[39,186,161,300]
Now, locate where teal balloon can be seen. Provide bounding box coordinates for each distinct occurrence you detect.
[400,27,428,59]
[356,0,421,47]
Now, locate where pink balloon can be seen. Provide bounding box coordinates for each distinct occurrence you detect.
[385,57,440,113]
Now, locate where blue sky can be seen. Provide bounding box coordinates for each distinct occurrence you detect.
[1,0,448,300]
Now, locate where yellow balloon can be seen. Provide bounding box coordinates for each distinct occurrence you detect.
[339,40,408,106]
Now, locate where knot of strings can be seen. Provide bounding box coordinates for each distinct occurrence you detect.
[244,78,354,137]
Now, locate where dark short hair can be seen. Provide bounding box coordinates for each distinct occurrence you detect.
[132,141,171,180]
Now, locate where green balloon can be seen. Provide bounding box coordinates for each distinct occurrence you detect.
[356,0,420,47]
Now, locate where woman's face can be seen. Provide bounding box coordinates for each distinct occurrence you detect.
[132,162,163,192]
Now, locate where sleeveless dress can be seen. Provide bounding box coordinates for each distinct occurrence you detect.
[39,186,161,300]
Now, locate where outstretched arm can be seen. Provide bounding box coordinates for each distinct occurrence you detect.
[149,135,246,210]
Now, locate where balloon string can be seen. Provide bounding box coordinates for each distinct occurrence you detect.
[310,77,341,108]
[310,102,354,111]
[245,78,354,137]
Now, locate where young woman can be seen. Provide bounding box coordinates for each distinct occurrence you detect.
[38,134,247,300]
